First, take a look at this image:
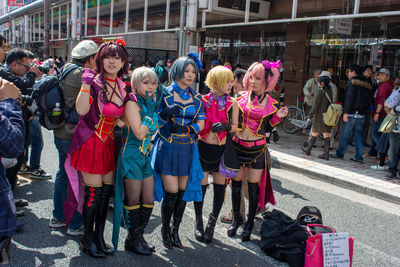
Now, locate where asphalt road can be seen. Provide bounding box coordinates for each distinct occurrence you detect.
[9,129,400,267]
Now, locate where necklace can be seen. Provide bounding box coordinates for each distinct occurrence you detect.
[105,76,117,82]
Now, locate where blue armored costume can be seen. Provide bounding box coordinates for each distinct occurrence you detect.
[151,82,206,202]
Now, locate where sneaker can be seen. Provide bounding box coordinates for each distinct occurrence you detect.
[67,227,84,236]
[29,168,52,180]
[220,212,233,224]
[370,164,388,171]
[350,157,363,163]
[18,165,32,174]
[385,172,397,179]
[49,218,66,228]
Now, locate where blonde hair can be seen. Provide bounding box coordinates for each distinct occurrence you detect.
[205,65,234,92]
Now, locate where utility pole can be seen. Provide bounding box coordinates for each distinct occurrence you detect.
[44,0,50,58]
[79,0,83,39]
[178,0,186,57]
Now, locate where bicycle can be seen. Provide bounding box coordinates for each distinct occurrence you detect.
[282,97,313,134]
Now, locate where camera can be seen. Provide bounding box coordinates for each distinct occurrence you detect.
[21,94,33,105]
[38,64,50,74]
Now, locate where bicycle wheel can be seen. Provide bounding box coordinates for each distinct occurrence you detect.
[282,106,304,134]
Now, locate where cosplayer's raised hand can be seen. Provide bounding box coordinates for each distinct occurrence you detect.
[211,122,232,133]
[276,106,288,118]
[81,68,96,85]
[159,104,182,121]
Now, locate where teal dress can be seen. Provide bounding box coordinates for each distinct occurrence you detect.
[112,94,158,252]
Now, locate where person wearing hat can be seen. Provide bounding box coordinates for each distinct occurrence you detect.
[301,72,334,160]
[49,40,98,236]
[366,68,394,159]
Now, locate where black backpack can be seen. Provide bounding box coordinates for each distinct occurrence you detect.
[33,64,81,130]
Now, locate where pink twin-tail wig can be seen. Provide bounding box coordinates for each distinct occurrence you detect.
[243,62,280,95]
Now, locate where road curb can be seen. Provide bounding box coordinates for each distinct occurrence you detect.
[271,158,400,205]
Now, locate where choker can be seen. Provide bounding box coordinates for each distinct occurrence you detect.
[105,76,117,82]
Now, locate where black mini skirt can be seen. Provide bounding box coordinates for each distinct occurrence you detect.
[198,140,225,172]
[233,139,266,170]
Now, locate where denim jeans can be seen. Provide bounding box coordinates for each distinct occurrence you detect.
[29,117,43,170]
[336,116,366,161]
[368,118,384,156]
[53,136,82,230]
[388,132,400,174]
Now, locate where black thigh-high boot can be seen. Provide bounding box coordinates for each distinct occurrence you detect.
[171,189,187,248]
[139,204,155,252]
[124,205,151,255]
[227,180,243,237]
[81,185,105,258]
[161,192,178,248]
[241,182,259,242]
[194,184,208,241]
[94,183,114,255]
[204,183,226,243]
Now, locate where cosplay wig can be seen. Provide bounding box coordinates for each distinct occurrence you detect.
[169,55,199,82]
[205,65,234,92]
[95,41,129,102]
[243,61,280,94]
[131,66,158,93]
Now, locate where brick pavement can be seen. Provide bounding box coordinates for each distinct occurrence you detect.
[269,128,400,204]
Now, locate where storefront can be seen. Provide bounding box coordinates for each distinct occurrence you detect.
[201,15,400,105]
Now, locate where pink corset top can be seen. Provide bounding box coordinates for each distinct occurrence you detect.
[198,94,233,144]
[237,91,281,136]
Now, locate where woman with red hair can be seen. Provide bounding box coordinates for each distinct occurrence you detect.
[64,41,133,257]
[228,60,288,241]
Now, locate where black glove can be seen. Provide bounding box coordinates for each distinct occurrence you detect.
[211,122,232,133]
[159,105,182,121]
[170,124,188,134]
[170,124,197,134]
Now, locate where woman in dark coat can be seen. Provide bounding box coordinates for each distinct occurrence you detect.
[302,75,333,160]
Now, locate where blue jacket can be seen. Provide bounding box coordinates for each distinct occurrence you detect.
[0,98,25,237]
[151,84,205,202]
[158,84,205,143]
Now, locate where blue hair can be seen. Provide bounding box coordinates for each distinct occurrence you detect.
[169,56,199,82]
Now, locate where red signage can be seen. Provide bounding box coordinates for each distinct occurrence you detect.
[87,18,119,27]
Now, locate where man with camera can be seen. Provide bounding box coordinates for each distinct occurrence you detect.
[0,48,43,190]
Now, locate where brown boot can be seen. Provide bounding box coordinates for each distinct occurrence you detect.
[318,138,330,160]
[301,136,317,155]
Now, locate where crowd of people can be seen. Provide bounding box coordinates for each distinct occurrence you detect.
[301,64,400,180]
[1,33,400,263]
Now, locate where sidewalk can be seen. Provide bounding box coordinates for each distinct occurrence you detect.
[269,128,400,205]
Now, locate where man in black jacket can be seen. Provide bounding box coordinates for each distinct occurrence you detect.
[0,48,41,96]
[0,48,42,190]
[333,65,373,162]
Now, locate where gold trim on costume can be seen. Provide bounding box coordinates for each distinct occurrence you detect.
[124,205,140,210]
